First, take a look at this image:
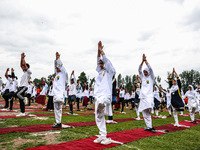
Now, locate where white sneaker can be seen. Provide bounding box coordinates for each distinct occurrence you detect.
[94,136,103,143]
[174,123,181,127]
[16,113,26,117]
[135,117,141,120]
[101,138,112,145]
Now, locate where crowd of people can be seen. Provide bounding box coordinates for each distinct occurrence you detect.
[0,41,200,145]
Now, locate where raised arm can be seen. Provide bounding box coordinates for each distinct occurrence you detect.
[138,54,146,78]
[99,41,116,76]
[5,68,9,79]
[20,53,28,71]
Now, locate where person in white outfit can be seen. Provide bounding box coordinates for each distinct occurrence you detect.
[68,71,77,115]
[16,53,32,116]
[135,75,141,120]
[52,52,68,128]
[163,89,172,117]
[196,85,200,115]
[93,41,116,145]
[138,54,156,133]
[182,85,198,123]
[154,86,161,117]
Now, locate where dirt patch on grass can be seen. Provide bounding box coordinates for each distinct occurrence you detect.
[12,137,35,148]
[0,112,18,116]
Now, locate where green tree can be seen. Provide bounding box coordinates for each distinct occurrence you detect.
[179,69,200,92]
[77,72,88,87]
[117,74,122,87]
[89,77,95,88]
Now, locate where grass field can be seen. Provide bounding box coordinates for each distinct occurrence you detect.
[0,99,200,150]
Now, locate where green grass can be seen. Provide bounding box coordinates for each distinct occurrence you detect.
[0,105,200,150]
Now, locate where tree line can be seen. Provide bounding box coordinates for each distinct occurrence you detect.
[33,69,200,93]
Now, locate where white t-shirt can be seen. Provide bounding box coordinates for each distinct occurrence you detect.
[119,89,125,98]
[52,59,67,96]
[20,69,32,87]
[26,83,33,94]
[94,55,116,99]
[9,79,18,92]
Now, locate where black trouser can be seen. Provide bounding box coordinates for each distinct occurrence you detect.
[47,96,54,110]
[26,94,31,106]
[89,96,93,104]
[2,89,9,108]
[5,91,16,110]
[69,95,76,113]
[16,87,28,113]
[130,98,135,109]
[119,97,125,112]
[76,97,80,110]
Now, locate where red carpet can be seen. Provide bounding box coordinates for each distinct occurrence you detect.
[0,114,192,135]
[0,111,132,119]
[26,119,199,150]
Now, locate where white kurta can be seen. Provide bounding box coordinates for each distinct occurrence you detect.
[138,64,155,112]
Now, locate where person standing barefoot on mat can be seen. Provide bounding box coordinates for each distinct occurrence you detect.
[93,41,116,145]
[138,54,156,133]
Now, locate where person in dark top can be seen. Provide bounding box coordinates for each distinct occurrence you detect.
[169,68,184,127]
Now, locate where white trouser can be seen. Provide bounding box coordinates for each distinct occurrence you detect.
[189,107,196,121]
[54,102,63,124]
[168,107,172,115]
[142,108,152,128]
[198,104,200,114]
[135,105,140,118]
[155,110,159,117]
[172,107,179,125]
[181,111,183,115]
[95,96,112,139]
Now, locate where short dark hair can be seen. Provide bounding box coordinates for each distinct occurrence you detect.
[26,63,30,68]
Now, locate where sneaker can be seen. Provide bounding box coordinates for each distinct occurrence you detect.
[67,112,73,115]
[150,128,156,133]
[16,113,26,117]
[94,136,103,143]
[77,109,80,111]
[135,117,141,120]
[174,123,181,127]
[144,128,156,133]
[190,121,197,124]
[144,128,151,131]
[101,138,112,145]
[52,123,62,128]
[168,115,172,117]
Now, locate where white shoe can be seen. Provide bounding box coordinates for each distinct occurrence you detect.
[101,138,112,145]
[1,108,7,111]
[174,123,181,127]
[135,117,141,120]
[94,136,103,143]
[16,113,26,117]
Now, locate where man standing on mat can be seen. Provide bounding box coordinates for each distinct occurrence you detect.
[52,52,68,128]
[93,41,116,145]
[16,53,32,117]
[138,54,156,133]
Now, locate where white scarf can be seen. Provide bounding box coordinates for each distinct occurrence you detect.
[170,85,179,93]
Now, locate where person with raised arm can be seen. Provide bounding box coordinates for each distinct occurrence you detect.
[134,75,141,120]
[169,68,184,127]
[138,54,156,133]
[52,52,68,128]
[68,70,77,115]
[93,41,116,145]
[16,53,32,116]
